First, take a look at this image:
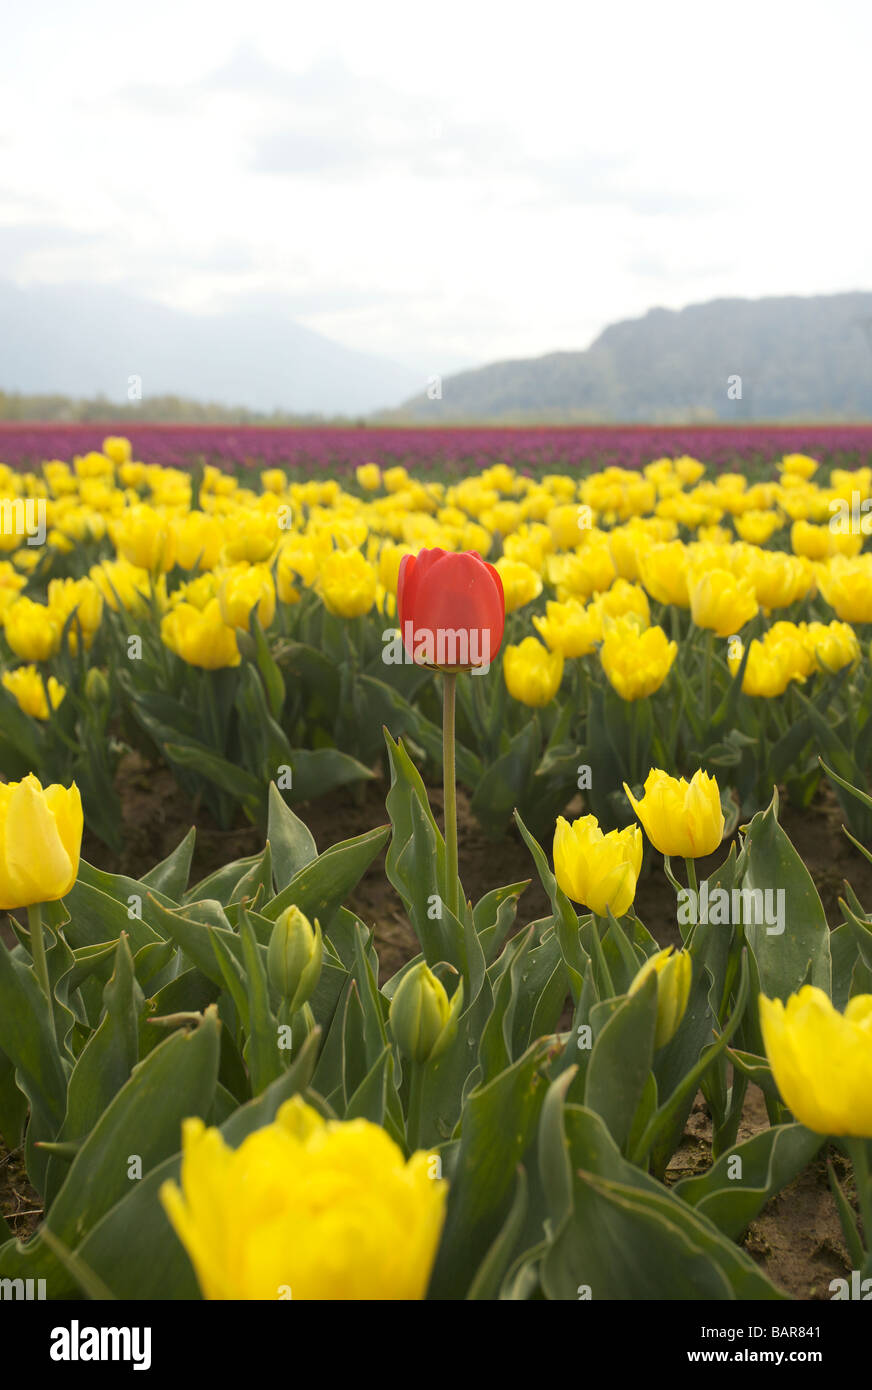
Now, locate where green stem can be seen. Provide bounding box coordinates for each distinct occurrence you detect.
[407,1061,426,1153]
[683,857,700,948]
[590,914,617,998]
[442,672,459,920]
[27,903,55,1041]
[845,1137,872,1257]
[702,629,715,726]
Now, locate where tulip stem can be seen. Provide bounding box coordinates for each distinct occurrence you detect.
[845,1138,872,1255]
[27,903,55,1038]
[683,859,699,947]
[442,672,459,919]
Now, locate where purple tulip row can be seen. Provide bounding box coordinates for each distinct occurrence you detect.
[2,422,872,473]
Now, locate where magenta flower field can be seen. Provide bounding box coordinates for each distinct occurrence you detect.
[3,421,872,473]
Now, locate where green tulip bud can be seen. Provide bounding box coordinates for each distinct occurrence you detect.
[628,947,692,1049]
[84,666,110,706]
[267,906,322,1012]
[389,961,452,1064]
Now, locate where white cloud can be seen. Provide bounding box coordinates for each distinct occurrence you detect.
[0,0,870,377]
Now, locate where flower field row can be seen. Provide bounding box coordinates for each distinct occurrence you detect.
[2,420,872,474]
[0,439,870,850]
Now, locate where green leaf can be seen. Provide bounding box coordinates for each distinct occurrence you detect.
[263,824,390,930]
[467,1167,529,1301]
[267,781,318,889]
[428,1038,551,1299]
[740,788,831,1000]
[584,974,657,1152]
[674,1123,823,1238]
[140,828,196,901]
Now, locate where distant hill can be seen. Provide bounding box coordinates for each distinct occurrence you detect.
[0,281,421,417]
[394,293,872,422]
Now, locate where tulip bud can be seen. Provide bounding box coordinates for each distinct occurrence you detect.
[389,961,453,1063]
[84,666,110,707]
[629,947,692,1049]
[267,906,322,1012]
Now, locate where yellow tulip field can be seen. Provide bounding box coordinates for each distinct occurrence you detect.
[1,432,871,1306]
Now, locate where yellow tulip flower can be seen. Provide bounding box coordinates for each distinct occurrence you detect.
[553,813,642,918]
[816,556,872,624]
[318,548,377,618]
[759,987,872,1136]
[493,557,543,613]
[3,597,61,662]
[160,1097,447,1299]
[629,947,692,1048]
[218,564,276,632]
[2,665,66,720]
[624,768,724,858]
[503,636,564,706]
[688,567,758,636]
[533,599,600,658]
[161,600,241,670]
[0,774,82,910]
[599,619,677,701]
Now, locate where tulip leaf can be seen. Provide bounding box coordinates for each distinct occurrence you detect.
[140,827,196,901]
[164,739,264,805]
[238,902,282,1096]
[473,880,530,963]
[262,823,390,929]
[469,721,541,837]
[0,938,69,1183]
[466,1165,529,1301]
[50,934,144,1159]
[540,1105,785,1300]
[739,788,831,1000]
[584,973,657,1152]
[267,781,318,888]
[428,1037,551,1299]
[280,747,376,805]
[0,1046,27,1152]
[674,1122,823,1238]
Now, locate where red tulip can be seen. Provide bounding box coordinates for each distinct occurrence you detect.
[397,548,505,671]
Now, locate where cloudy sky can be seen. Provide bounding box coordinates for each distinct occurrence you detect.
[2,0,870,377]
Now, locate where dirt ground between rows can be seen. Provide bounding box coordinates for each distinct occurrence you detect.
[3,756,871,1298]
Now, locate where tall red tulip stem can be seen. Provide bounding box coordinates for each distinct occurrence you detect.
[442,672,459,919]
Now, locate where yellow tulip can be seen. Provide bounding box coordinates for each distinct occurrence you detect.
[161,600,241,669]
[533,599,600,658]
[553,813,642,918]
[218,565,276,632]
[2,665,66,720]
[317,549,377,618]
[624,768,724,858]
[727,636,805,697]
[3,597,61,662]
[112,505,177,571]
[637,541,691,608]
[0,774,82,909]
[778,453,818,480]
[101,435,132,465]
[493,558,543,613]
[160,1096,447,1299]
[803,619,860,673]
[759,987,872,1136]
[688,567,758,636]
[356,462,382,492]
[47,577,103,652]
[503,636,564,706]
[261,469,288,494]
[173,511,225,572]
[816,556,872,624]
[89,559,164,615]
[629,947,692,1048]
[599,619,677,701]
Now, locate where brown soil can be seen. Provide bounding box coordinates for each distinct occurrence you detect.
[2,755,870,1296]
